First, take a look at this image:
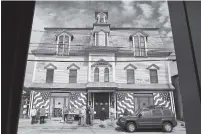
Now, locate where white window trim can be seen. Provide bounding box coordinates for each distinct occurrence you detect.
[96,30,107,46]
[56,33,71,55]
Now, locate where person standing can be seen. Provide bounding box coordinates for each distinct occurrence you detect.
[63,106,69,123]
[30,105,37,124]
[86,106,91,125]
[80,106,86,126]
[39,106,46,124]
[99,107,107,128]
[109,105,115,127]
[90,106,94,126]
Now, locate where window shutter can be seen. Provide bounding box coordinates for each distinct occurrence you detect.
[140,36,146,56]
[134,36,140,56]
[46,69,54,83]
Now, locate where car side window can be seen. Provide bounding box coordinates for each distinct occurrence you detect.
[141,110,152,117]
[163,109,172,116]
[152,109,163,116]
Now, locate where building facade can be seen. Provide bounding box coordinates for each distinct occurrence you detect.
[29,12,175,119]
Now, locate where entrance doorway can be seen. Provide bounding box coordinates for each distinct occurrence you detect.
[134,94,154,112]
[94,93,109,119]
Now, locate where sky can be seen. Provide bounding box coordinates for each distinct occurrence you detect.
[30,0,174,49]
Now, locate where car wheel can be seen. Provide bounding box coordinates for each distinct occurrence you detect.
[163,122,173,132]
[126,122,136,132]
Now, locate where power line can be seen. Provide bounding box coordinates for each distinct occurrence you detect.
[26,59,176,62]
[31,30,173,38]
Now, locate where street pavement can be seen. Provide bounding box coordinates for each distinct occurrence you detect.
[17,119,186,134]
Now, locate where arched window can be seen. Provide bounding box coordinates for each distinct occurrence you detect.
[94,68,99,82]
[104,68,109,82]
[57,34,70,55]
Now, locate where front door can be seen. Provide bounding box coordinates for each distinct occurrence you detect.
[94,93,109,119]
[53,98,64,117]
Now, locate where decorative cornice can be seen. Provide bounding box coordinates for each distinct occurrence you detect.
[91,59,112,67]
[124,63,137,70]
[67,63,80,70]
[44,63,57,69]
[130,30,149,37]
[147,64,160,70]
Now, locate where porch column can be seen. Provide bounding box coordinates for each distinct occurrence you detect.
[114,92,117,119]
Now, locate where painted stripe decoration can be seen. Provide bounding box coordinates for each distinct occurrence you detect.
[69,92,87,113]
[153,92,171,110]
[117,92,135,115]
[32,91,50,113]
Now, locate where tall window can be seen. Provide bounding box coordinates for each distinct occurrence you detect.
[69,69,77,83]
[57,35,69,55]
[150,69,158,83]
[127,69,135,84]
[134,35,146,57]
[46,69,54,83]
[94,68,99,82]
[104,68,109,82]
[97,31,106,46]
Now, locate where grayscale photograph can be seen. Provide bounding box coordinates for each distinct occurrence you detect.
[17,1,186,134]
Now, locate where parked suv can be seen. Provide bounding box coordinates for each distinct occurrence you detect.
[116,106,177,132]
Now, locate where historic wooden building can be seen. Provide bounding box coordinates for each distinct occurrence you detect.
[28,12,175,119]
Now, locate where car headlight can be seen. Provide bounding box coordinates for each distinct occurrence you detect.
[119,118,126,122]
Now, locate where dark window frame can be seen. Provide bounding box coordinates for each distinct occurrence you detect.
[127,69,135,84]
[94,67,99,82]
[150,69,158,83]
[69,69,77,83]
[46,69,54,83]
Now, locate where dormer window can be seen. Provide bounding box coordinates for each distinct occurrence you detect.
[130,30,148,57]
[56,31,73,56]
[97,31,107,46]
[96,12,107,23]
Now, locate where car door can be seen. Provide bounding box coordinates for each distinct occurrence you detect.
[137,109,153,128]
[151,109,163,128]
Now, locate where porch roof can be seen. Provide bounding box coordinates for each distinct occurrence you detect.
[117,83,175,91]
[27,83,86,89]
[25,83,174,91]
[86,82,118,88]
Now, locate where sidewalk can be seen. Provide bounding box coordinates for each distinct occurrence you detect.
[18,119,117,129]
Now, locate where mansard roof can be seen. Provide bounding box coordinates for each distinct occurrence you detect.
[32,27,169,56]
